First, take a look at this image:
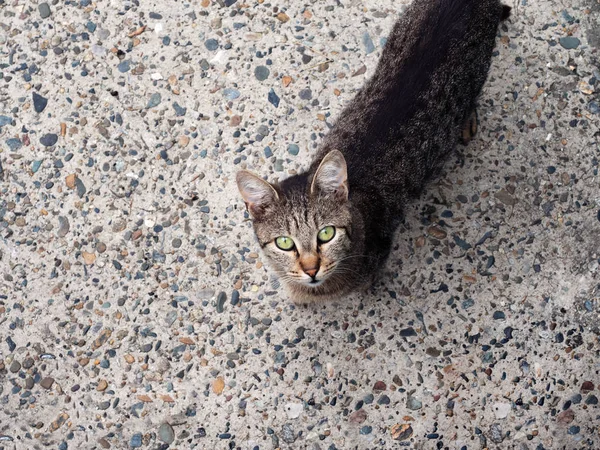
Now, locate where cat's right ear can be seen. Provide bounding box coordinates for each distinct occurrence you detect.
[236,170,279,218]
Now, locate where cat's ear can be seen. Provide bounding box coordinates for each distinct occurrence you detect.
[310,150,348,201]
[236,170,279,217]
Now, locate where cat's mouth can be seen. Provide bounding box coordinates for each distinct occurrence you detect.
[288,274,328,288]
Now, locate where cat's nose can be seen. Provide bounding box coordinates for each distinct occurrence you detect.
[304,267,318,279]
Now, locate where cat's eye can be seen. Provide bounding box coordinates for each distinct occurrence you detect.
[317,226,336,243]
[275,236,295,251]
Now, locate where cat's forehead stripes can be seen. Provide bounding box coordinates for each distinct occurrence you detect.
[282,193,318,250]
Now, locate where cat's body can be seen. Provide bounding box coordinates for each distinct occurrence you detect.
[237,0,510,303]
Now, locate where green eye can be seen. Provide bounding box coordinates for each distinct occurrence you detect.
[317,226,336,243]
[275,236,295,251]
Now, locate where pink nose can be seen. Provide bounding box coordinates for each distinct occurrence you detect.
[304,268,318,278]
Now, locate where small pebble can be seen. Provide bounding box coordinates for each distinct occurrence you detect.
[158,423,175,444]
[32,92,48,113]
[146,93,162,109]
[223,88,241,100]
[40,377,55,390]
[362,31,375,54]
[281,424,296,444]
[205,39,219,51]
[129,433,142,448]
[5,138,22,151]
[489,423,504,443]
[38,2,51,18]
[173,102,187,116]
[40,134,58,147]
[255,66,270,81]
[268,89,280,107]
[407,395,422,410]
[285,402,303,419]
[559,36,580,49]
[117,60,131,73]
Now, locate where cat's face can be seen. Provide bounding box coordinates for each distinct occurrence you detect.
[251,186,353,289]
[237,151,362,300]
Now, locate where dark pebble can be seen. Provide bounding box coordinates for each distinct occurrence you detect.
[281,424,295,443]
[117,60,131,73]
[287,144,299,156]
[453,234,472,250]
[462,298,475,309]
[0,115,13,127]
[426,347,441,357]
[22,357,34,369]
[585,394,598,405]
[588,100,600,115]
[268,89,280,108]
[493,311,506,320]
[299,88,312,100]
[99,401,110,410]
[141,343,152,352]
[75,178,86,198]
[32,92,48,113]
[231,290,240,305]
[146,93,162,109]
[377,395,390,405]
[489,423,504,443]
[130,433,142,448]
[205,39,219,51]
[5,336,16,352]
[558,36,580,49]
[255,66,270,81]
[38,2,51,18]
[40,377,55,389]
[10,360,21,373]
[40,134,58,147]
[5,138,21,151]
[216,291,227,313]
[173,102,187,116]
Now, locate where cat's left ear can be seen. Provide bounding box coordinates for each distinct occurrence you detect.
[310,150,348,201]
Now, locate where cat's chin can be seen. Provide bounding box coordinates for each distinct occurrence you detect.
[301,279,325,288]
[284,276,364,305]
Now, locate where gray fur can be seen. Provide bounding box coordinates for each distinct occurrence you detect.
[237,0,509,303]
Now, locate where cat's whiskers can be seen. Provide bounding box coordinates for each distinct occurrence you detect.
[331,267,370,284]
[333,253,379,265]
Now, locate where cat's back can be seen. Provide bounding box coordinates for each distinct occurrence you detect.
[315,0,507,199]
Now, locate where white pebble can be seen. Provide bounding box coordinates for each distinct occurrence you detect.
[493,402,511,419]
[285,402,303,419]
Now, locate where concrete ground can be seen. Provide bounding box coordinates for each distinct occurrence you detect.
[1,0,599,449]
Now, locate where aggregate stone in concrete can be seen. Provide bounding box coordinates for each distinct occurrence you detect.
[0,0,599,449]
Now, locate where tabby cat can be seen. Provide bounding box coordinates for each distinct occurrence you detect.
[237,0,510,303]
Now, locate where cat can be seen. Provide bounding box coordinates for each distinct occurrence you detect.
[237,0,511,303]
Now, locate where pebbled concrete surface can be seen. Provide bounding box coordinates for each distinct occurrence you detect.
[0,0,599,449]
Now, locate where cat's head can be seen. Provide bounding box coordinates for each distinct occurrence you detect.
[236,150,363,300]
